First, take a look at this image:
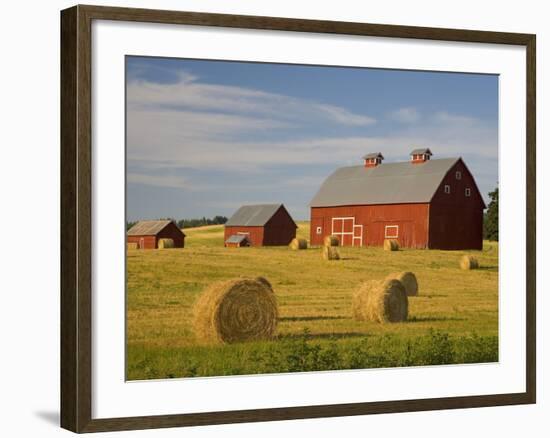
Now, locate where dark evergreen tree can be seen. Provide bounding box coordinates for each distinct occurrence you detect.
[484,187,498,241]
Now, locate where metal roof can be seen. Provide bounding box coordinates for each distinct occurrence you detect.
[226,204,287,227]
[410,148,432,156]
[310,158,460,207]
[363,152,384,160]
[127,220,176,236]
[225,234,250,244]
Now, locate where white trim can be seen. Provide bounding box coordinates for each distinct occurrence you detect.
[456,171,462,180]
[237,231,250,236]
[331,217,362,247]
[385,225,399,239]
[444,184,451,194]
[316,226,322,234]
[465,187,472,197]
[353,224,363,247]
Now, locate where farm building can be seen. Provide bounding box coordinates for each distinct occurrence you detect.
[224,204,297,247]
[224,234,251,248]
[127,220,185,249]
[310,149,486,250]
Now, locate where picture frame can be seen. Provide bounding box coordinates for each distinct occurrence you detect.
[60,4,536,433]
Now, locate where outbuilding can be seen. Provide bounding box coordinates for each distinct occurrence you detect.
[224,234,251,248]
[309,149,486,250]
[127,220,185,249]
[224,204,297,247]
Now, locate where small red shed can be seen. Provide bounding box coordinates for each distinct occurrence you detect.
[127,220,185,249]
[310,149,486,250]
[224,204,297,247]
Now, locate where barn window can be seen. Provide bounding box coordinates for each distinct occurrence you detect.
[316,226,322,234]
[444,184,451,194]
[456,171,462,180]
[385,225,399,239]
[237,231,250,236]
[465,188,471,197]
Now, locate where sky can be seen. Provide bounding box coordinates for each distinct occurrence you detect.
[126,56,498,221]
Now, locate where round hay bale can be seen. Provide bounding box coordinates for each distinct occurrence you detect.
[386,271,419,297]
[352,279,408,323]
[322,245,340,261]
[289,238,308,250]
[323,235,340,247]
[158,238,174,249]
[254,276,273,290]
[193,278,278,344]
[383,239,399,251]
[460,255,479,270]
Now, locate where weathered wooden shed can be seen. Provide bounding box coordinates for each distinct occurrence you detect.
[224,204,297,247]
[309,149,485,250]
[224,234,251,248]
[127,220,185,249]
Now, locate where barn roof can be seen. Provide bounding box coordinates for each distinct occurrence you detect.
[310,158,460,207]
[127,220,177,236]
[226,204,294,227]
[225,234,250,244]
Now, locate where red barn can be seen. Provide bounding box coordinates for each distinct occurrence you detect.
[127,220,185,249]
[310,149,486,250]
[224,204,297,247]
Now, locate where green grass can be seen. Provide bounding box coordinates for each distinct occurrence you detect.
[127,221,499,380]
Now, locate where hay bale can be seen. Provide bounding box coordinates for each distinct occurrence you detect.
[383,239,399,251]
[323,235,339,247]
[127,242,138,250]
[322,245,340,261]
[352,279,408,323]
[460,255,479,270]
[254,276,273,290]
[193,278,278,344]
[386,271,419,297]
[289,238,308,250]
[158,238,174,249]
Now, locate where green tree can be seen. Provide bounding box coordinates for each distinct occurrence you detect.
[484,187,498,241]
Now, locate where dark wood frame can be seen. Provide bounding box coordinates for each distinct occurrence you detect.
[61,4,536,433]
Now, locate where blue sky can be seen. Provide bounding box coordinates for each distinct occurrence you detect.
[126,56,498,221]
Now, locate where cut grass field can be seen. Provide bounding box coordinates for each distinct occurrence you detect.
[127,221,498,380]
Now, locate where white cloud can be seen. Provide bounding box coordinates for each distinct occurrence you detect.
[128,117,497,172]
[127,72,376,127]
[390,107,420,123]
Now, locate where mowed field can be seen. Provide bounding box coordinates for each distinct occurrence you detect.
[127,221,499,380]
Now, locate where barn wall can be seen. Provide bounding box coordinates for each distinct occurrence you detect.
[310,203,430,248]
[429,160,485,250]
[156,222,185,248]
[224,226,264,246]
[127,235,156,249]
[263,207,297,246]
